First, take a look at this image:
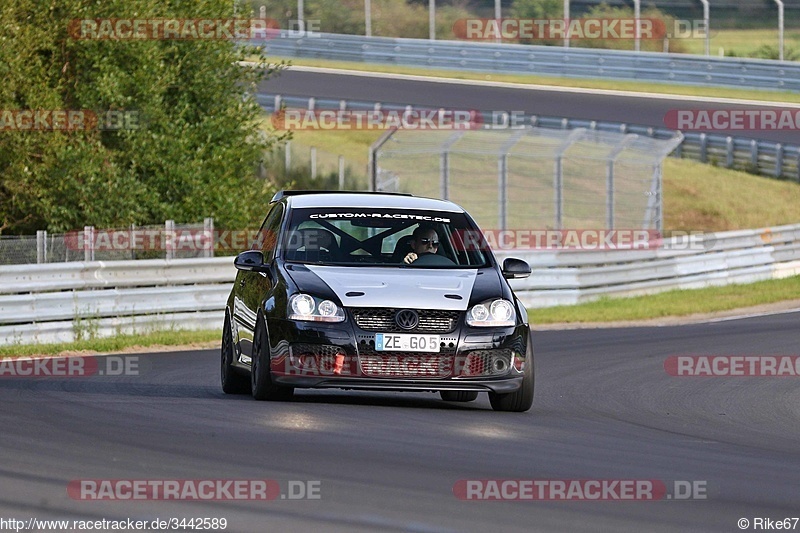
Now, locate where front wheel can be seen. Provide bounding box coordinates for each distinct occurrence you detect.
[489,332,534,412]
[251,317,294,402]
[221,316,249,395]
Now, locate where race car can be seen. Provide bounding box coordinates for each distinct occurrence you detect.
[221,190,534,412]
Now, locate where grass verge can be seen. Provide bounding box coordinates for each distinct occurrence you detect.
[529,275,800,324]
[264,56,800,104]
[0,329,220,358]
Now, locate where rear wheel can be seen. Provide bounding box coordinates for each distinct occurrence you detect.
[251,317,294,401]
[489,331,534,412]
[440,391,479,402]
[221,316,249,394]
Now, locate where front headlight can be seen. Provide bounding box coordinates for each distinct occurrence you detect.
[288,294,345,322]
[466,299,515,327]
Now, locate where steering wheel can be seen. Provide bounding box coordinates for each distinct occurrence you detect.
[410,252,456,266]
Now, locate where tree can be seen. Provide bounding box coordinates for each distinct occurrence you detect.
[0,0,283,234]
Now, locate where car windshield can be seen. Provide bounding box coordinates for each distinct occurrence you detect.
[282,207,491,268]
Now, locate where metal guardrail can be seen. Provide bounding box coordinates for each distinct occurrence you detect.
[2,224,799,346]
[259,94,800,182]
[0,258,234,346]
[256,32,800,92]
[503,223,800,308]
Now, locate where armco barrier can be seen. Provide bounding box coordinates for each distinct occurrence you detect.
[0,257,235,347]
[1,224,799,346]
[256,32,800,92]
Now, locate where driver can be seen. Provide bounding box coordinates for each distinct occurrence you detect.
[403,226,440,264]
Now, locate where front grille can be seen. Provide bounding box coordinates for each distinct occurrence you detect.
[360,354,454,378]
[349,308,460,333]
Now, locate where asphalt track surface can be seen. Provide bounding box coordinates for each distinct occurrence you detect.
[259,69,800,145]
[2,311,799,532]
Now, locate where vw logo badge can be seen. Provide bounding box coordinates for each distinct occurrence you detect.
[395,309,419,330]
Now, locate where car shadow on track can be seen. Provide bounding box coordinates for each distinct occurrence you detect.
[215,389,492,411]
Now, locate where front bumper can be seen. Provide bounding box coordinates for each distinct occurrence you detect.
[264,314,530,393]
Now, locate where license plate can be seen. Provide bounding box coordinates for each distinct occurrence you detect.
[375,333,440,353]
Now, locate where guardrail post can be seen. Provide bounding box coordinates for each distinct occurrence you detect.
[796,149,800,183]
[285,141,291,174]
[204,218,214,258]
[308,97,315,111]
[751,140,759,170]
[699,133,708,163]
[339,156,345,189]
[776,143,784,178]
[726,136,734,168]
[84,226,95,262]
[339,99,347,111]
[274,95,281,112]
[36,230,47,264]
[311,146,317,179]
[165,220,175,260]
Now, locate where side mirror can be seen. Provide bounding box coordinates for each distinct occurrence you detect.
[234,250,268,272]
[502,257,531,279]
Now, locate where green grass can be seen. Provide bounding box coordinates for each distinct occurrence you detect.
[680,28,800,58]
[262,56,800,104]
[530,275,800,324]
[0,329,220,358]
[663,158,800,231]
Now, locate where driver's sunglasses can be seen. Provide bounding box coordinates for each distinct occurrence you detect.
[419,238,439,246]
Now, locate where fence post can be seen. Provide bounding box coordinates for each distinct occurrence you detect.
[369,128,397,191]
[84,226,95,262]
[553,129,585,231]
[498,155,508,231]
[165,219,175,260]
[204,217,214,258]
[440,151,449,200]
[130,223,136,260]
[36,230,47,264]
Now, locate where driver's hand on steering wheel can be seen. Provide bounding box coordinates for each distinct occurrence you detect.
[403,252,418,264]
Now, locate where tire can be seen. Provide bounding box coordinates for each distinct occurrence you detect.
[489,331,534,412]
[221,315,250,394]
[251,316,294,401]
[440,391,479,402]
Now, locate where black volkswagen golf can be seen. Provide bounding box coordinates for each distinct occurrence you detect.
[221,190,534,412]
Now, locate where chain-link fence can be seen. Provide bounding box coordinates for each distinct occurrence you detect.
[370,126,683,232]
[0,220,214,266]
